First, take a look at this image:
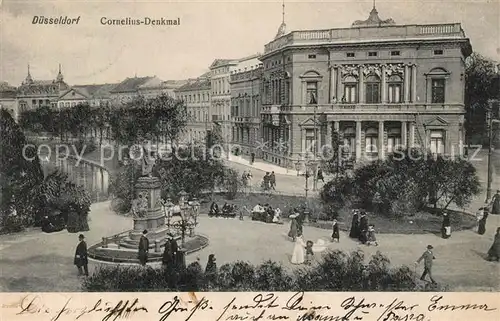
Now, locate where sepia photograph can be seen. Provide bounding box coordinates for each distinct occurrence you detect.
[0,0,499,319]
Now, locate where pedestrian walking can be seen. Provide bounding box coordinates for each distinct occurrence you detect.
[305,240,314,265]
[317,168,324,183]
[358,211,368,244]
[478,208,489,235]
[138,230,149,266]
[169,234,179,268]
[349,209,360,239]
[162,238,173,269]
[491,191,500,214]
[366,224,378,246]
[441,212,451,239]
[291,234,306,265]
[331,219,339,242]
[262,172,270,191]
[415,245,436,284]
[251,152,255,164]
[74,234,88,276]
[288,214,299,241]
[270,171,276,190]
[487,227,500,262]
[205,254,217,287]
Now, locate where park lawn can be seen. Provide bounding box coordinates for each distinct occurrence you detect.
[201,193,477,235]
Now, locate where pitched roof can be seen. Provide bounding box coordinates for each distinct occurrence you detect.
[63,83,118,99]
[175,78,211,92]
[209,59,237,69]
[161,79,188,89]
[110,76,155,93]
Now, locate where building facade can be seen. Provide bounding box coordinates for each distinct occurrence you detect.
[58,84,117,108]
[16,65,70,114]
[175,74,211,144]
[209,55,261,145]
[230,63,263,156]
[259,6,472,169]
[0,82,18,120]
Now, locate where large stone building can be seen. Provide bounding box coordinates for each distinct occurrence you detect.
[209,55,261,144]
[175,72,211,143]
[230,61,263,156]
[259,5,472,169]
[17,65,70,113]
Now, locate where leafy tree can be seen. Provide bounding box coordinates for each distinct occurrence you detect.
[1,108,45,230]
[427,156,481,210]
[465,53,500,145]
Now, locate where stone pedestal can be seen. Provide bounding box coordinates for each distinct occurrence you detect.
[121,176,169,249]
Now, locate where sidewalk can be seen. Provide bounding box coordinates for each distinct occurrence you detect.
[223,153,299,176]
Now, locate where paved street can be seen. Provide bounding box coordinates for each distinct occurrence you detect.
[0,200,498,292]
[0,151,498,292]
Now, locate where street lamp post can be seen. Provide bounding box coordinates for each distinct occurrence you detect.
[161,198,174,230]
[486,100,500,203]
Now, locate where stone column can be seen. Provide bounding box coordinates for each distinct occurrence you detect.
[356,120,362,160]
[411,64,417,103]
[378,121,385,160]
[326,121,332,149]
[401,121,408,148]
[359,66,365,103]
[404,64,410,103]
[334,120,340,132]
[381,65,387,103]
[330,66,336,103]
[337,68,343,100]
[409,122,415,148]
[301,128,305,154]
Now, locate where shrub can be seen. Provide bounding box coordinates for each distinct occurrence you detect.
[82,250,430,292]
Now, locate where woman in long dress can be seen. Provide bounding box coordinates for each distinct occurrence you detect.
[288,218,298,241]
[349,210,360,238]
[441,213,451,239]
[291,234,306,264]
[491,191,500,214]
[487,227,500,261]
[478,209,488,235]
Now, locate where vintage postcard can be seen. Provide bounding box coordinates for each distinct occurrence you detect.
[0,0,499,320]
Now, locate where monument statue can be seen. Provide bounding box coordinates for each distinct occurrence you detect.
[141,146,156,177]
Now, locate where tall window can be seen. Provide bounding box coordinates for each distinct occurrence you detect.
[431,79,445,103]
[365,128,378,155]
[430,130,444,155]
[388,75,402,103]
[387,128,402,154]
[343,76,357,103]
[305,129,316,153]
[365,75,381,103]
[306,82,318,105]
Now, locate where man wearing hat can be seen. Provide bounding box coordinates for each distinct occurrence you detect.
[74,234,88,276]
[138,230,149,266]
[415,245,436,284]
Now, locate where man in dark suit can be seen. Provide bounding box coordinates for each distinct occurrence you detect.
[169,234,179,267]
[74,234,88,276]
[138,230,149,266]
[415,245,436,284]
[358,211,369,244]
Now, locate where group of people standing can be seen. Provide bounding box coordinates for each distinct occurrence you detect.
[241,171,253,188]
[261,172,276,191]
[349,210,378,246]
[138,229,181,269]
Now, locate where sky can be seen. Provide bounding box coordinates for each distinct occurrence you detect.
[1,0,499,86]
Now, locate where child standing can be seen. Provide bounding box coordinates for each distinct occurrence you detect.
[331,219,340,242]
[305,240,314,265]
[366,224,378,246]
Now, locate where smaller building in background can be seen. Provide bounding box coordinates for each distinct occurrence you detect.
[0,82,18,120]
[17,64,70,113]
[175,72,211,144]
[58,83,118,108]
[230,63,263,156]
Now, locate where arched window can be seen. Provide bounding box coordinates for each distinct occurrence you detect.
[388,75,402,103]
[365,75,381,103]
[343,75,358,103]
